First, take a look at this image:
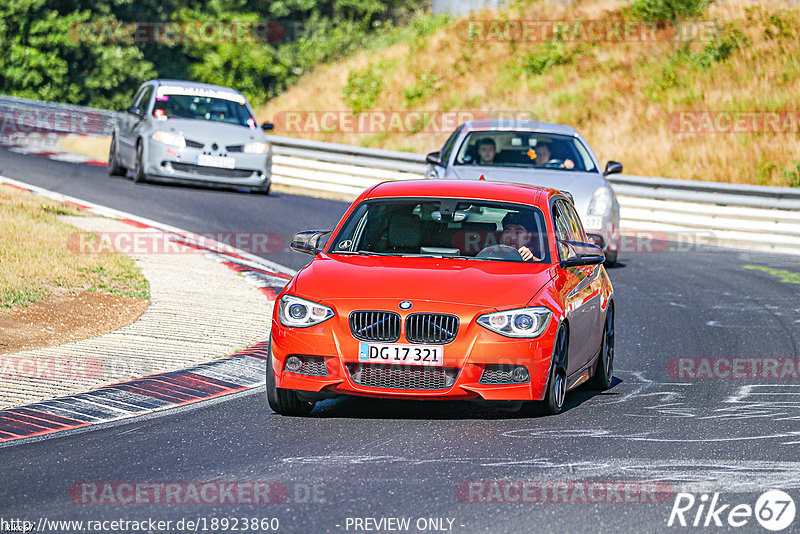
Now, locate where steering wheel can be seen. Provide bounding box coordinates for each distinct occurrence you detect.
[542,158,564,168]
[475,244,523,261]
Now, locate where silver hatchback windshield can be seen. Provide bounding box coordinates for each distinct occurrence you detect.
[454,131,596,172]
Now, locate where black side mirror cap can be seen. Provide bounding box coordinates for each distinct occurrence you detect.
[604,161,623,176]
[558,240,605,268]
[261,122,275,131]
[426,151,443,166]
[290,230,331,255]
[127,106,142,118]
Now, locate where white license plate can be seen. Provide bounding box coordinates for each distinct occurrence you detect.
[358,342,443,367]
[195,154,236,169]
[583,216,603,230]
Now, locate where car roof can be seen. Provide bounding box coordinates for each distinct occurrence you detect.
[461,119,579,136]
[364,179,565,206]
[146,79,244,96]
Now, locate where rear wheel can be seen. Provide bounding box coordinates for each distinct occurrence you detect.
[107,134,125,177]
[523,325,568,416]
[266,341,315,417]
[132,140,147,184]
[604,249,617,267]
[589,303,615,390]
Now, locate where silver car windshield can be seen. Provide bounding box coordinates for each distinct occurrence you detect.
[329,198,551,263]
[152,94,257,128]
[454,131,597,172]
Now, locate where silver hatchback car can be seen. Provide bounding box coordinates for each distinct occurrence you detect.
[425,120,622,265]
[108,79,274,193]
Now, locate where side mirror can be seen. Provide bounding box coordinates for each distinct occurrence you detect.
[127,106,143,118]
[261,122,275,131]
[604,161,623,176]
[426,151,443,166]
[290,230,331,255]
[558,240,605,268]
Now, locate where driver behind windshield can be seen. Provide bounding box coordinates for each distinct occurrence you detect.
[534,143,575,170]
[500,212,541,261]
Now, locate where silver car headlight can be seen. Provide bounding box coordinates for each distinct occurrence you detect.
[588,186,613,216]
[151,131,186,148]
[477,307,551,338]
[279,295,334,328]
[244,141,269,154]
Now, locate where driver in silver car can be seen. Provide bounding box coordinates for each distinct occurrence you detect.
[534,143,575,170]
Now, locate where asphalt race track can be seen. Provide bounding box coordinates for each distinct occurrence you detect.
[2,147,800,533]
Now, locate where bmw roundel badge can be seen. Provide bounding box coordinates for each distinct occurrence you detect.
[399,301,413,310]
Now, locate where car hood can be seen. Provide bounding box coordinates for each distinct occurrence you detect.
[447,166,609,215]
[153,119,266,144]
[292,254,555,311]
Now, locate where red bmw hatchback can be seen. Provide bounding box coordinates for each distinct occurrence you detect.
[267,180,615,416]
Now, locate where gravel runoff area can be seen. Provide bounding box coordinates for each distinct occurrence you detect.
[0,214,273,409]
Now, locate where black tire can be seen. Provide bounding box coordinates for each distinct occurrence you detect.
[589,303,615,390]
[604,249,618,267]
[251,180,270,195]
[523,325,568,416]
[107,134,125,177]
[132,140,147,184]
[266,341,315,416]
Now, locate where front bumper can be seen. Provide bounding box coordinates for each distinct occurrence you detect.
[270,307,560,402]
[144,140,270,187]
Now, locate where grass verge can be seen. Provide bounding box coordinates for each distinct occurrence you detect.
[0,185,149,309]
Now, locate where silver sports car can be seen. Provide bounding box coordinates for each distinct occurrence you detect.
[425,120,621,265]
[108,79,274,194]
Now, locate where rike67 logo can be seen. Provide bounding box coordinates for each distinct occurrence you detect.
[668,490,795,531]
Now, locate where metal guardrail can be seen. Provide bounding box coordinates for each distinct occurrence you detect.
[0,95,117,137]
[1,95,797,254]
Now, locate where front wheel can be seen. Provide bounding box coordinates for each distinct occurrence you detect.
[266,341,315,417]
[604,249,617,267]
[523,325,568,416]
[589,303,614,390]
[251,180,270,195]
[132,140,147,184]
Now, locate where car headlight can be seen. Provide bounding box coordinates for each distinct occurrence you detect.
[279,295,334,328]
[151,131,186,148]
[244,141,269,154]
[477,307,552,338]
[588,187,613,216]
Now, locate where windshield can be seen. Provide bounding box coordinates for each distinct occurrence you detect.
[152,94,257,128]
[454,131,597,172]
[329,198,551,263]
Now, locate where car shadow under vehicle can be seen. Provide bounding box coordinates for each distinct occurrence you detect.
[288,377,623,420]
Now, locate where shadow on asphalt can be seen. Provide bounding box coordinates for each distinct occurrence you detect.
[109,172,274,196]
[295,377,624,420]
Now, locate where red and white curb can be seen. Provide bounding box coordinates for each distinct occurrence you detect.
[0,177,295,444]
